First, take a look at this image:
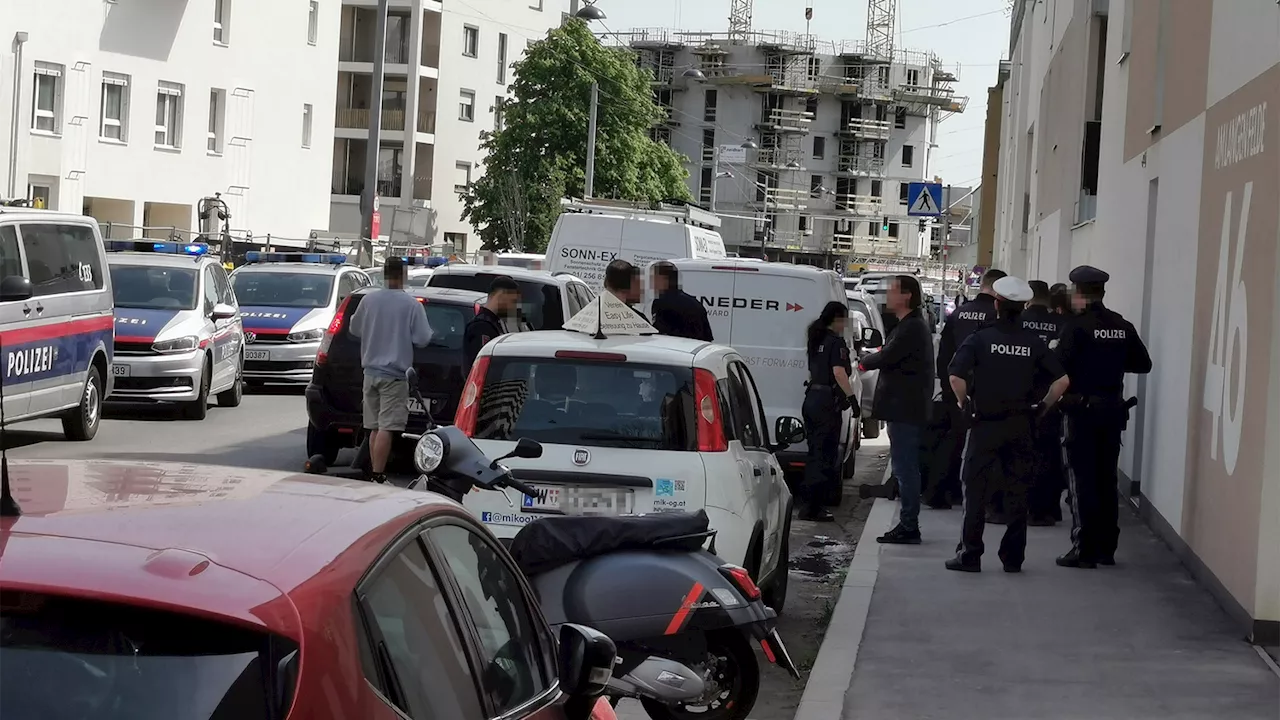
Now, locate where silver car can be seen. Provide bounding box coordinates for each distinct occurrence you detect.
[229,252,371,385]
[106,242,244,420]
[847,289,886,439]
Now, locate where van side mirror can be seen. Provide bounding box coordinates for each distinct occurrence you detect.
[211,303,237,320]
[558,623,616,719]
[774,416,805,447]
[860,327,883,348]
[0,276,34,302]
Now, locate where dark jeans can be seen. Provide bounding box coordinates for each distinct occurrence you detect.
[923,403,963,505]
[802,388,842,510]
[958,416,1033,566]
[887,421,924,532]
[1064,410,1125,559]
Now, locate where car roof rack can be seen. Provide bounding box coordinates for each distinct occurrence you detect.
[559,197,721,230]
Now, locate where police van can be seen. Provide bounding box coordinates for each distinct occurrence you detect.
[228,252,371,384]
[0,207,114,440]
[105,241,244,420]
[544,198,726,290]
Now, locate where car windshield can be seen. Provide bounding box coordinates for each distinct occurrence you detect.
[473,358,697,451]
[365,267,385,286]
[231,272,333,308]
[430,273,564,329]
[420,302,472,350]
[109,265,198,310]
[0,592,297,720]
[847,298,874,328]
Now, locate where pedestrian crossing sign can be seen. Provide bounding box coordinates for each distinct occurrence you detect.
[907,182,943,217]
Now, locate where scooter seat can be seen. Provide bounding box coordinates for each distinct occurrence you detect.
[509,510,711,577]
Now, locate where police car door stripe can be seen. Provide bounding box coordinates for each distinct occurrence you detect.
[0,315,114,345]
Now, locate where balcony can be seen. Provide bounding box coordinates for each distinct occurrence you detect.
[751,186,809,211]
[842,117,892,139]
[330,175,402,198]
[416,110,436,134]
[339,42,410,65]
[749,148,806,169]
[836,156,886,177]
[835,193,883,216]
[755,108,814,133]
[336,108,407,132]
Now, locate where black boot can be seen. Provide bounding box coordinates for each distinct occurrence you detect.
[1055,548,1097,569]
[945,555,981,572]
[799,504,835,522]
[877,524,922,544]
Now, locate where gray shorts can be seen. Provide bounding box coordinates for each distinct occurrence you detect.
[363,375,410,432]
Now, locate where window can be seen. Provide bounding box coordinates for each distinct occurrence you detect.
[497,33,508,83]
[458,90,475,121]
[28,184,50,209]
[494,96,505,131]
[906,68,920,87]
[874,104,888,122]
[812,135,825,159]
[799,215,809,233]
[894,106,906,129]
[231,273,334,308]
[202,267,220,314]
[700,166,713,204]
[0,226,22,285]
[337,272,361,302]
[870,180,882,197]
[810,174,823,198]
[428,525,553,715]
[806,56,821,81]
[155,81,184,149]
[462,25,479,58]
[207,88,224,154]
[872,142,884,160]
[18,223,104,296]
[888,222,899,238]
[702,128,715,160]
[301,103,313,147]
[902,144,915,167]
[307,1,319,44]
[100,72,130,142]
[805,96,819,118]
[443,232,467,252]
[213,0,229,44]
[726,363,764,448]
[704,89,717,121]
[453,162,472,193]
[358,539,485,719]
[31,62,63,134]
[212,263,235,305]
[898,182,909,204]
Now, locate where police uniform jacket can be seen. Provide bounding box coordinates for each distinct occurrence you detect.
[1055,301,1152,399]
[809,331,853,389]
[861,307,935,425]
[936,293,997,394]
[1020,304,1066,346]
[948,319,1066,418]
[463,306,505,372]
[651,288,714,342]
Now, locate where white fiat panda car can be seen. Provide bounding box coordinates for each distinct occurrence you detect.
[454,293,796,611]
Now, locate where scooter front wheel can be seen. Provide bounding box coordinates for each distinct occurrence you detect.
[639,629,760,720]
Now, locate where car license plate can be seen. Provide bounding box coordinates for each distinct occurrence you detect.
[520,485,634,515]
[407,397,426,414]
[245,350,270,361]
[111,364,130,377]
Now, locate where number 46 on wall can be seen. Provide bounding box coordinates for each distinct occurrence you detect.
[1202,182,1251,476]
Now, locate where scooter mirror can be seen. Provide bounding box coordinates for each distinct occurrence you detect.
[495,437,543,463]
[558,623,616,698]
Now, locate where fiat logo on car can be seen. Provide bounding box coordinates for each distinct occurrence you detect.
[572,448,590,466]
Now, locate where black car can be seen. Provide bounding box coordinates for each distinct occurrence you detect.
[304,286,485,464]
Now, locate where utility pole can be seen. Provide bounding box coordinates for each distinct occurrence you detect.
[941,184,951,296]
[584,81,598,199]
[359,0,390,266]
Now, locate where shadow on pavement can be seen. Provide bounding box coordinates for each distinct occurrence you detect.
[87,427,310,472]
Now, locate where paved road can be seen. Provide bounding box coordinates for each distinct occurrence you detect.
[3,387,314,470]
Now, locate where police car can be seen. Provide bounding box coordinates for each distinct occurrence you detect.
[457,292,796,612]
[0,207,114,440]
[105,241,244,420]
[228,252,371,384]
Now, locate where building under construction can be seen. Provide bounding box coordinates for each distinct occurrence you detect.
[612,19,967,269]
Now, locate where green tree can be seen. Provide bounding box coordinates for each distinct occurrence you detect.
[461,19,691,252]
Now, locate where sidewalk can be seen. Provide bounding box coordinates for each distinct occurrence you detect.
[800,496,1280,720]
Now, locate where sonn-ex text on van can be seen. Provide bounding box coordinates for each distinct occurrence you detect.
[699,296,782,311]
[559,248,617,262]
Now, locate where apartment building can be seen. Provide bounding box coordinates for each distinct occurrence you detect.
[990,0,1279,646]
[0,0,339,239]
[328,0,570,254]
[615,28,966,265]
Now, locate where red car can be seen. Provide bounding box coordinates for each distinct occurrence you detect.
[0,460,612,720]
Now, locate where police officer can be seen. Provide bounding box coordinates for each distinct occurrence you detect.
[1022,280,1069,525]
[1049,283,1071,315]
[945,277,1071,573]
[1055,265,1152,569]
[801,301,856,522]
[464,275,521,372]
[926,268,1007,510]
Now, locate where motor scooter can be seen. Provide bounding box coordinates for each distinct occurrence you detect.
[398,373,798,720]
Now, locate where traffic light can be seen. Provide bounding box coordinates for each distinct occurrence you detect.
[918,219,927,232]
[881,216,889,232]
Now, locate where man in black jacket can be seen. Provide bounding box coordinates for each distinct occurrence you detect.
[860,274,935,544]
[650,261,713,341]
[463,276,520,372]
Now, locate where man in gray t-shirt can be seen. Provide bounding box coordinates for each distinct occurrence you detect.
[348,256,434,483]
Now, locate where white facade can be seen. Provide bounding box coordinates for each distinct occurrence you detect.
[990,0,1280,643]
[328,0,570,254]
[0,0,340,239]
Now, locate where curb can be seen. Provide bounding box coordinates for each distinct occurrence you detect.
[792,462,899,720]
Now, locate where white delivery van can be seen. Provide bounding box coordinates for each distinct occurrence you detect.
[545,198,727,290]
[671,259,863,498]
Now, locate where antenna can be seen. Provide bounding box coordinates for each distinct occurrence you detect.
[594,296,606,340]
[0,335,20,517]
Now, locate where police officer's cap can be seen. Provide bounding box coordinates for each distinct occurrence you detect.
[992,276,1034,303]
[1068,265,1110,284]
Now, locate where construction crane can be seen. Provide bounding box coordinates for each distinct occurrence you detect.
[728,0,752,43]
[866,0,898,59]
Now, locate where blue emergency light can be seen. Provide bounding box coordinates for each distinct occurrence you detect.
[425,256,449,268]
[394,256,433,266]
[106,240,210,256]
[244,251,347,265]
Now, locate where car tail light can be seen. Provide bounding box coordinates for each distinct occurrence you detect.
[719,564,761,601]
[454,356,490,436]
[474,301,482,315]
[554,350,627,362]
[315,295,353,366]
[694,368,727,452]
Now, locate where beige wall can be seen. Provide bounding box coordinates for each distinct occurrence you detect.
[976,82,1004,267]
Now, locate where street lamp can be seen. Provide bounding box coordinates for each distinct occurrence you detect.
[575,2,606,20]
[682,68,706,81]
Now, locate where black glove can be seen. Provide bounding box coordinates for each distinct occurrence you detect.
[837,393,853,412]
